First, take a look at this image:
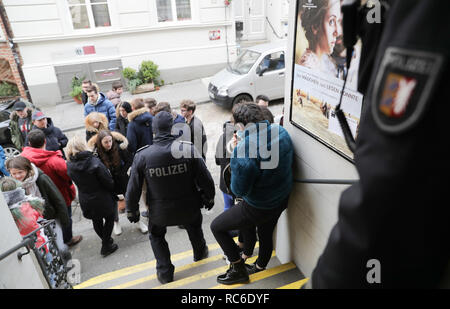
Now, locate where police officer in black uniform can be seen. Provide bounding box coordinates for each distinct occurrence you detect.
[311,0,450,288]
[126,111,215,284]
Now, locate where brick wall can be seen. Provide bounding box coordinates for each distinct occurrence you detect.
[0,2,27,100]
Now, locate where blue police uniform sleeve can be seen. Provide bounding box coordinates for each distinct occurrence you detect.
[312,0,450,288]
[191,147,215,200]
[125,152,144,213]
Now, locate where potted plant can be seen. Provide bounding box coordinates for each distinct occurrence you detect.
[70,76,84,104]
[123,60,161,95]
[123,67,142,94]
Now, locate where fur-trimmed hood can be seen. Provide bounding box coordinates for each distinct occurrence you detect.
[87,131,129,151]
[128,107,151,123]
[10,108,32,122]
[85,112,109,133]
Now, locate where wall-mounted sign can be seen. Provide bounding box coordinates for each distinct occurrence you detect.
[209,30,221,41]
[290,0,363,161]
[75,45,96,56]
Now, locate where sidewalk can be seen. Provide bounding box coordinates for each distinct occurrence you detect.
[42,77,212,132]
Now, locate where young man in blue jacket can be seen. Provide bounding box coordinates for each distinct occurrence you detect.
[84,85,117,131]
[211,103,294,285]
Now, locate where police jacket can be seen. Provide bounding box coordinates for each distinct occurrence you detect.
[126,112,215,227]
[312,0,450,288]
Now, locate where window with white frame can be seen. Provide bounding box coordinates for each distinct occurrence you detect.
[68,0,111,30]
[156,0,192,23]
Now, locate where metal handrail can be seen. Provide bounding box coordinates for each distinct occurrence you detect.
[0,219,73,289]
[294,178,358,185]
[0,237,34,262]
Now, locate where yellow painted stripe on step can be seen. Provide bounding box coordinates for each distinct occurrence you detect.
[153,252,275,290]
[110,242,260,289]
[277,278,309,289]
[74,238,237,289]
[210,262,296,289]
[109,254,224,289]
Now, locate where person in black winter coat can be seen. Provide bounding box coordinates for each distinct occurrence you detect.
[215,120,235,211]
[25,111,68,159]
[126,111,215,284]
[89,129,133,235]
[115,101,132,137]
[66,135,118,257]
[127,98,154,156]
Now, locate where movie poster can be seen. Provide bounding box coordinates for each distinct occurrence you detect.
[290,0,364,160]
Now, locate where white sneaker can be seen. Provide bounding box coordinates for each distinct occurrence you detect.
[114,221,122,236]
[138,219,148,234]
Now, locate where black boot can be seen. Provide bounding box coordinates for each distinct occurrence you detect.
[217,259,249,285]
[193,245,209,262]
[245,262,265,275]
[101,239,118,257]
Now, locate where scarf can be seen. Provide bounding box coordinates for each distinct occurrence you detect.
[21,164,42,198]
[2,187,45,222]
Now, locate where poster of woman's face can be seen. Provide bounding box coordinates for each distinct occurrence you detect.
[290,0,363,160]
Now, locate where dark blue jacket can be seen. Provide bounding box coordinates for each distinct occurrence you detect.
[26,118,68,158]
[84,92,117,131]
[126,112,215,226]
[126,108,153,155]
[231,121,293,209]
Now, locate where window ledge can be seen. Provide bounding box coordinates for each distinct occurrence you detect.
[12,21,233,43]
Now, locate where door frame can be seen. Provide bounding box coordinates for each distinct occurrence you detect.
[234,0,266,41]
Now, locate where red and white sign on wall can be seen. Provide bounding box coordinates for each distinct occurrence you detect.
[209,30,221,41]
[75,45,96,56]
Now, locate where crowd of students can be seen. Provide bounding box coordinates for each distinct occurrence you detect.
[0,80,290,286]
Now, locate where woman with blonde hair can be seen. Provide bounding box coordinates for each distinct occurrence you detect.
[85,112,109,142]
[66,135,118,257]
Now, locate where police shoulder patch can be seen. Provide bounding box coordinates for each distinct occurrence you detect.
[371,47,444,134]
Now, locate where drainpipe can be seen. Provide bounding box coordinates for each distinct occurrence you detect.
[0,2,32,102]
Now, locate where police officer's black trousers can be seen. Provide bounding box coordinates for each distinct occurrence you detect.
[149,211,206,278]
[211,197,288,268]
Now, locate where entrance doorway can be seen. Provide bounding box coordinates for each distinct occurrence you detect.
[234,0,266,41]
[55,59,125,104]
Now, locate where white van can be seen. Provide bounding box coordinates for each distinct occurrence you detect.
[208,40,287,109]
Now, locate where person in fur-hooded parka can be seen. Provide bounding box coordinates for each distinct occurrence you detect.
[85,112,109,142]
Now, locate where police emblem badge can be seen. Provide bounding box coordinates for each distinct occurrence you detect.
[372,47,444,134]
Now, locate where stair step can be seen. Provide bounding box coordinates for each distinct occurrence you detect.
[74,239,306,289]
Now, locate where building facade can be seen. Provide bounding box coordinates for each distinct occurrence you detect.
[0,1,28,101]
[2,0,240,107]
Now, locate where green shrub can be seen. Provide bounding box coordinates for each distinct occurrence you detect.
[123,61,161,93]
[70,75,85,98]
[137,61,160,84]
[70,85,83,98]
[123,67,137,81]
[0,82,20,97]
[127,78,143,93]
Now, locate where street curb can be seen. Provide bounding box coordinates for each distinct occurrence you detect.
[61,99,213,133]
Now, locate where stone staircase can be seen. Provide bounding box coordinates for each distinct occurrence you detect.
[73,238,307,290]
